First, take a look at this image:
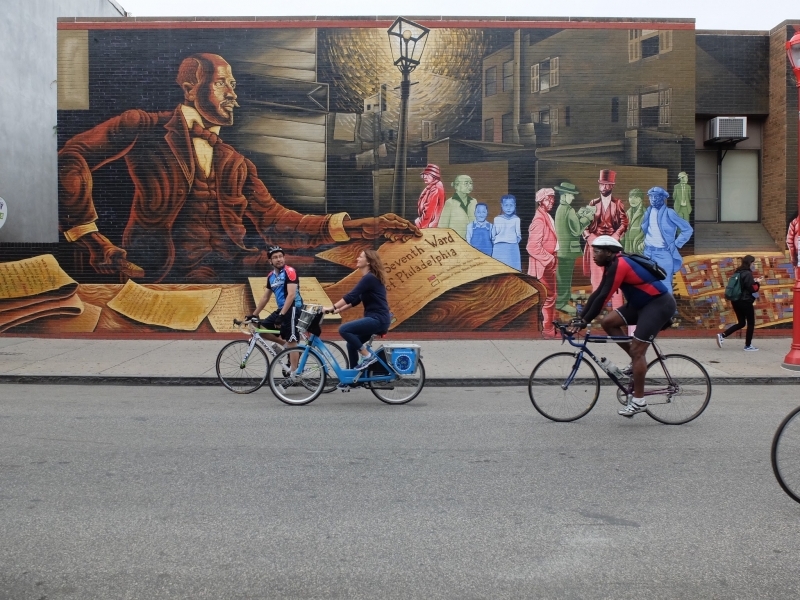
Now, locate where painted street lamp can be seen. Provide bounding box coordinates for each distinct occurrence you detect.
[783,31,800,370]
[387,17,429,218]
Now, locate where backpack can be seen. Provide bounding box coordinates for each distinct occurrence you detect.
[724,272,744,301]
[622,253,667,281]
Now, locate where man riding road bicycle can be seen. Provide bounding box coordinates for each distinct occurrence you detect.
[567,235,676,417]
[247,245,304,375]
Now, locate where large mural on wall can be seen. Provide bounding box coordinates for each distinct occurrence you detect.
[1,20,791,336]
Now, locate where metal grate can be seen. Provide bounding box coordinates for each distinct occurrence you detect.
[717,118,745,137]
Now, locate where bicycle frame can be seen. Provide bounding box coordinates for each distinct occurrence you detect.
[298,333,403,386]
[558,324,677,400]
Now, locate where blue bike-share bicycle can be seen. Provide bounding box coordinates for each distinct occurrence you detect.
[267,305,425,406]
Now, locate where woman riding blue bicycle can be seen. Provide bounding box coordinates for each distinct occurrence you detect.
[323,249,392,372]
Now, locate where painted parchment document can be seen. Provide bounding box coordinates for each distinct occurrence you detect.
[107,280,221,331]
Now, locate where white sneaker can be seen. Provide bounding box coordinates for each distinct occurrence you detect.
[618,399,647,418]
[716,333,724,348]
[744,345,759,352]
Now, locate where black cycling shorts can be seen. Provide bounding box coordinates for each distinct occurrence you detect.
[262,306,300,342]
[615,293,676,343]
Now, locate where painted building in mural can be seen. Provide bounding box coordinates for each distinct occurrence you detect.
[0,16,798,337]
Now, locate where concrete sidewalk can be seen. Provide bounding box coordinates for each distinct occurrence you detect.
[0,334,798,385]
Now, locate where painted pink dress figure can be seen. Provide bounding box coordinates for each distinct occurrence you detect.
[527,188,559,339]
[415,164,446,229]
[583,170,629,310]
[788,216,800,279]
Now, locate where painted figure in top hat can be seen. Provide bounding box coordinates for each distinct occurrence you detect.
[415,164,446,229]
[641,186,693,294]
[553,181,591,315]
[583,169,629,309]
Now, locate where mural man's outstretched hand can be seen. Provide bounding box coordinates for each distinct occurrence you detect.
[344,214,422,243]
[76,232,145,280]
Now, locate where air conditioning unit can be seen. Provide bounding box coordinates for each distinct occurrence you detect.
[706,117,747,142]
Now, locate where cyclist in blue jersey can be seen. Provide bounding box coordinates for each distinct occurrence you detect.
[568,235,676,417]
[248,245,304,372]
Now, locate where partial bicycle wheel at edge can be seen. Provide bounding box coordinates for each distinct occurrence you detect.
[369,359,426,405]
[771,405,800,504]
[643,354,711,425]
[528,353,600,422]
[216,340,269,394]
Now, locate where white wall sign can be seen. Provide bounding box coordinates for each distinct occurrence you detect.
[0,197,6,230]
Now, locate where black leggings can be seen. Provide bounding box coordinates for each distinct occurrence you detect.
[723,300,755,346]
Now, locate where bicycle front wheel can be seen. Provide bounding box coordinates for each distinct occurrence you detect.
[319,339,349,393]
[267,347,325,406]
[528,353,600,422]
[772,405,800,504]
[644,354,711,425]
[369,359,426,405]
[216,340,269,394]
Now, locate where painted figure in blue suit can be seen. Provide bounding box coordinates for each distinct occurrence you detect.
[641,186,693,295]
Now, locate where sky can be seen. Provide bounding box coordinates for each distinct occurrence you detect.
[116,0,797,32]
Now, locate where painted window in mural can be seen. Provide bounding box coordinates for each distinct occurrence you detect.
[485,66,497,97]
[5,20,791,339]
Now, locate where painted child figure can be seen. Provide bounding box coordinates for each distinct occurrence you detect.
[466,203,494,256]
[491,195,522,270]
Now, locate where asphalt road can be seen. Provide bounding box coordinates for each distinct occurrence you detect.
[1,383,799,599]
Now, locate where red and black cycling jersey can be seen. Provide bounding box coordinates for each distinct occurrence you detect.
[580,255,669,323]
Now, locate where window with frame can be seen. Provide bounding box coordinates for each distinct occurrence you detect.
[484,118,495,142]
[502,59,514,92]
[501,113,514,143]
[628,29,673,62]
[627,86,672,129]
[627,94,639,128]
[421,120,438,142]
[485,66,497,97]
[531,57,559,93]
[532,108,557,135]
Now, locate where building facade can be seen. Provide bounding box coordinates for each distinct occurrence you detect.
[0,15,797,337]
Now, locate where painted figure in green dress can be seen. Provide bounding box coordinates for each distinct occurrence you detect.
[554,182,591,315]
[621,188,645,255]
[673,172,692,237]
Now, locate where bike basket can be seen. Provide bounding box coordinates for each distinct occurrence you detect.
[296,304,322,334]
[381,343,420,375]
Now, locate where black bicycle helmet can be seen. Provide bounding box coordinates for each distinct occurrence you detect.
[267,245,284,258]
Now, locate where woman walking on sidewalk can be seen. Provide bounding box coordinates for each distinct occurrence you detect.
[716,254,762,351]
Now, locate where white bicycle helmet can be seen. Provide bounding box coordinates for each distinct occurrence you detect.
[591,235,623,252]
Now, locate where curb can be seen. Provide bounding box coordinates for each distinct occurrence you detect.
[0,376,797,386]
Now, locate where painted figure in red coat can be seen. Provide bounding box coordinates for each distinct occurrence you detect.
[527,188,559,338]
[58,53,420,283]
[415,164,446,229]
[582,170,629,310]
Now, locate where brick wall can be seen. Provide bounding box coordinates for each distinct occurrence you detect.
[762,25,790,246]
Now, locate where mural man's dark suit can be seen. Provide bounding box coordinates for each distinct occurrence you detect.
[59,53,418,283]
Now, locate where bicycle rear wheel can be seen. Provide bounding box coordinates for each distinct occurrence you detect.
[267,347,325,406]
[643,354,711,425]
[369,359,426,405]
[528,353,600,422]
[319,339,349,393]
[772,405,800,504]
[216,340,269,394]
